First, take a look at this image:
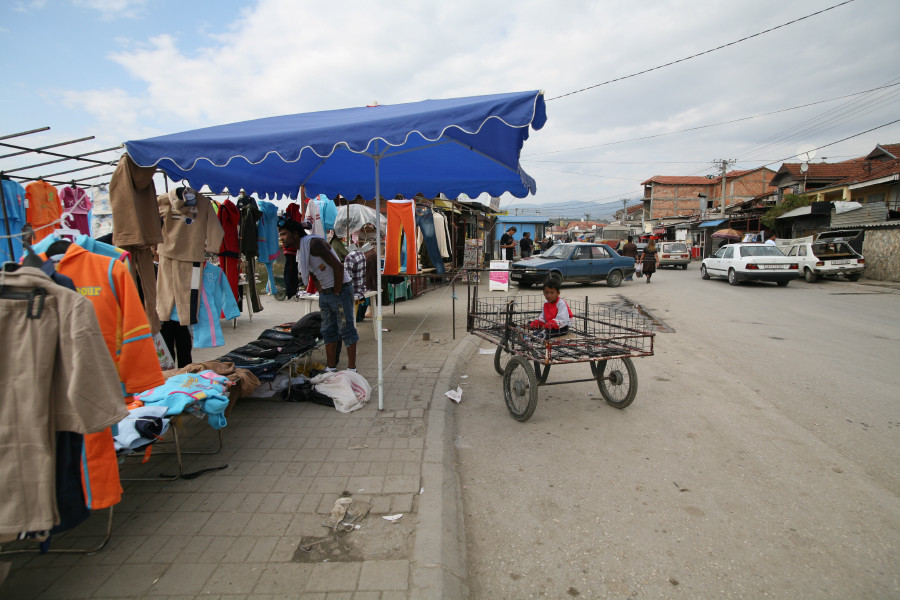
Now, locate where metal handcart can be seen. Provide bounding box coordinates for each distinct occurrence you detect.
[467,291,655,421]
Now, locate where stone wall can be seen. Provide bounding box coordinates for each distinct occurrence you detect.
[862,228,900,282]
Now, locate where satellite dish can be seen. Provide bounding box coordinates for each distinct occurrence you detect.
[795,144,817,162]
[800,162,809,173]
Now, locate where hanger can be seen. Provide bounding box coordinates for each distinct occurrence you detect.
[21,241,44,268]
[70,180,77,189]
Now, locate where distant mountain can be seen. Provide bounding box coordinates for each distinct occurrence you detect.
[500,199,640,220]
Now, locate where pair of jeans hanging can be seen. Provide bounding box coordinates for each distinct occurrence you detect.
[415,204,445,274]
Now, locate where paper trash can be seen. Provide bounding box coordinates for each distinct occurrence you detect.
[383,514,403,522]
[445,386,463,404]
[478,348,494,354]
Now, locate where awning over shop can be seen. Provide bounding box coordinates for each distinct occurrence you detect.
[699,219,727,227]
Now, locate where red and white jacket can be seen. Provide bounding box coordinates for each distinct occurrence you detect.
[530,298,573,330]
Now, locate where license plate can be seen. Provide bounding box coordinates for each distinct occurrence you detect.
[765,264,788,269]
[831,260,849,265]
[511,273,522,279]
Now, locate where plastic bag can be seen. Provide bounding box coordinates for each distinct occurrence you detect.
[310,371,372,413]
[635,261,643,277]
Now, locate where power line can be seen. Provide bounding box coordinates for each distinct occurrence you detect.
[547,0,857,101]
[527,80,900,157]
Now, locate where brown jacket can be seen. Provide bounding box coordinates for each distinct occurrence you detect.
[110,154,163,248]
[0,268,127,536]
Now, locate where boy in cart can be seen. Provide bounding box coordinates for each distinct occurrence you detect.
[528,277,573,340]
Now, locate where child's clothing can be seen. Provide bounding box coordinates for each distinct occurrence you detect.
[529,297,573,339]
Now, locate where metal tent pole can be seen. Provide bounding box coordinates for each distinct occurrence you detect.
[374,150,384,411]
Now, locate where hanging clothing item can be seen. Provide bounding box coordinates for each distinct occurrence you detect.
[157,188,225,324]
[431,211,452,259]
[32,233,130,270]
[0,267,127,537]
[170,262,240,348]
[414,204,445,274]
[109,154,163,333]
[344,250,368,299]
[236,195,263,312]
[0,179,26,264]
[59,186,92,235]
[49,243,165,510]
[217,198,241,302]
[257,201,280,294]
[282,203,304,298]
[25,180,62,243]
[383,200,417,275]
[303,196,325,237]
[314,195,338,231]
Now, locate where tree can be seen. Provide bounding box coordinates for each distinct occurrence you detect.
[761,193,812,231]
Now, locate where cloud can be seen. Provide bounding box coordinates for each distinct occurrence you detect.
[55,0,900,208]
[72,0,148,19]
[12,0,47,12]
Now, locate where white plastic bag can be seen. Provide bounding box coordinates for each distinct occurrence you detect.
[635,261,643,277]
[310,371,372,413]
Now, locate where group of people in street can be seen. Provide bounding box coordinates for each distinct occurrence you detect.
[618,236,660,283]
[499,226,555,261]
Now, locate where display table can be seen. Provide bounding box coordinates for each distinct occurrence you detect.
[293,290,379,338]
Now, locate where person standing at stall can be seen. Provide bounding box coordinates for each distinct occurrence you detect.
[519,231,534,258]
[499,226,517,261]
[278,216,358,372]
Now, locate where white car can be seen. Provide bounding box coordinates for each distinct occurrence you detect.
[700,243,798,286]
[785,240,865,283]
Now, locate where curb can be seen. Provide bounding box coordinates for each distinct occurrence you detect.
[409,331,479,599]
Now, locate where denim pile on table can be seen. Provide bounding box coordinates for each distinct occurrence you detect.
[215,313,321,381]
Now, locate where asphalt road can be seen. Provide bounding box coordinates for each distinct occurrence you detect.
[455,266,900,599]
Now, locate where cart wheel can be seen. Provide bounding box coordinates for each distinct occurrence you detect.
[593,357,638,409]
[494,333,512,376]
[534,361,551,384]
[503,356,539,421]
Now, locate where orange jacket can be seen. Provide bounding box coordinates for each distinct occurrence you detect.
[25,181,62,242]
[51,244,166,509]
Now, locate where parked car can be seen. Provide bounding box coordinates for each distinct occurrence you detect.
[700,243,798,286]
[659,242,691,269]
[510,242,635,288]
[785,240,865,282]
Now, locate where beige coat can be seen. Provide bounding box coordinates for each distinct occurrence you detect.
[109,154,163,248]
[157,188,224,262]
[0,268,127,536]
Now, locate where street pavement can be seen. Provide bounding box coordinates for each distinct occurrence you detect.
[1,279,474,600]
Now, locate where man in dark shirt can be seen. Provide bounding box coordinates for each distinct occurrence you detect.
[499,226,517,261]
[519,232,534,258]
[620,235,638,281]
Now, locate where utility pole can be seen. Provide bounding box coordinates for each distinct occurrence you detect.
[713,158,736,216]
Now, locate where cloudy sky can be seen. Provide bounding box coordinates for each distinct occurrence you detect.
[2,0,898,218]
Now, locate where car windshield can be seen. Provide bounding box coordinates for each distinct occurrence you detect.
[739,246,785,257]
[540,244,573,259]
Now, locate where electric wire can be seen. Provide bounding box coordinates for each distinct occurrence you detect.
[547,0,857,101]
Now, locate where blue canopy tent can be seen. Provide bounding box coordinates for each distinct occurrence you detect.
[124,90,547,409]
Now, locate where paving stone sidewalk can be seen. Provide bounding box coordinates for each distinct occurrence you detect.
[1,282,474,599]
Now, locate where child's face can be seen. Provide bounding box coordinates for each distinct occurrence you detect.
[543,286,560,303]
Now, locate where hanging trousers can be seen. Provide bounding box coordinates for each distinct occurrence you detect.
[284,252,299,298]
[383,200,417,275]
[415,204,445,274]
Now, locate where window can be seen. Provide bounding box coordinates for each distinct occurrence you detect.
[723,247,734,259]
[573,247,591,260]
[866,193,885,204]
[788,246,798,256]
[591,246,609,259]
[714,247,726,258]
[799,246,807,256]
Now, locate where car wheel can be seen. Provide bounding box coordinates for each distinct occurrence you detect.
[777,280,790,287]
[550,271,564,283]
[847,273,861,282]
[681,264,688,270]
[606,270,623,288]
[804,268,817,283]
[700,265,710,280]
[728,268,739,286]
